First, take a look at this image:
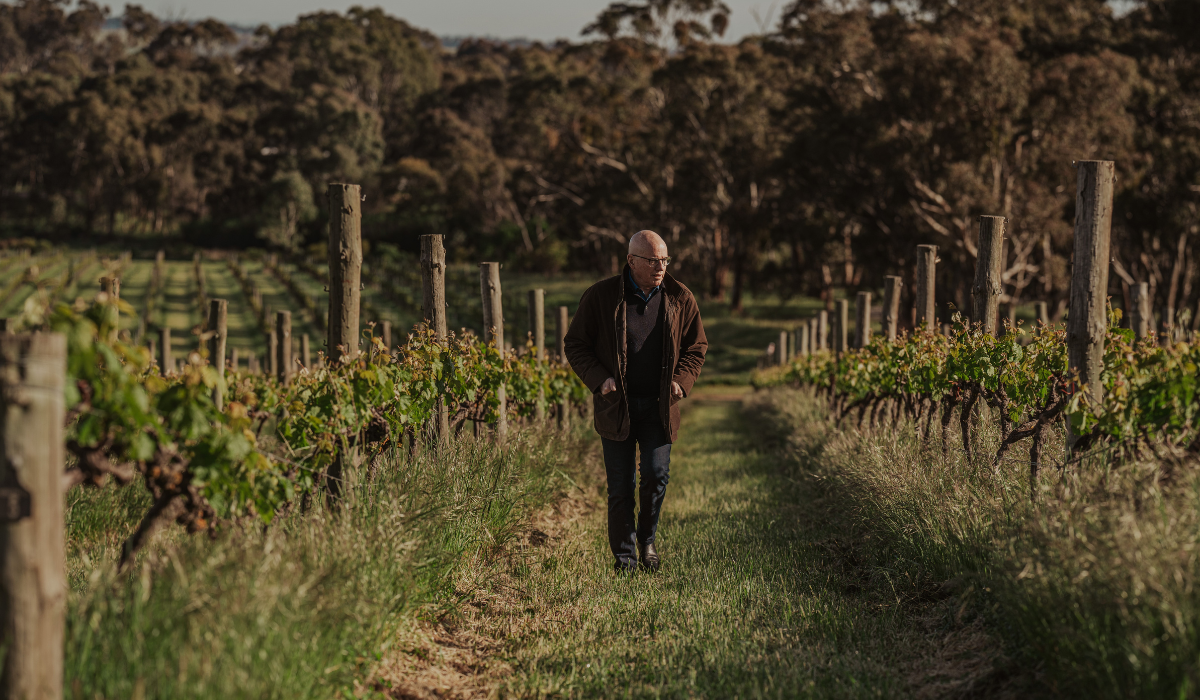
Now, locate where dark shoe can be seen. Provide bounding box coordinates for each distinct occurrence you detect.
[638,541,660,572]
[614,558,637,574]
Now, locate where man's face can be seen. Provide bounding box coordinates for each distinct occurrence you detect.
[627,241,669,290]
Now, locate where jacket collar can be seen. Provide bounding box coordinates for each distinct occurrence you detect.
[625,267,661,303]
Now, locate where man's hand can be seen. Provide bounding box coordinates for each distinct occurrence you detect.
[600,377,617,395]
[671,381,684,400]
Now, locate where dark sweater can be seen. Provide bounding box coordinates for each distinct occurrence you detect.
[625,275,664,398]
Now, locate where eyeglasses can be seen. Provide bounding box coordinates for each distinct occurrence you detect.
[631,254,671,268]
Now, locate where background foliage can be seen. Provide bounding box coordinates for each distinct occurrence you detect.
[2,0,1200,319]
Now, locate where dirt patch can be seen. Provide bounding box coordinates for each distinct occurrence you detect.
[358,478,601,699]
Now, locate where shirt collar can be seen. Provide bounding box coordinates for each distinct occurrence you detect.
[625,268,660,303]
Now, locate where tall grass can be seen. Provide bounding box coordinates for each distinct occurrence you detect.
[63,424,595,699]
[749,387,1200,698]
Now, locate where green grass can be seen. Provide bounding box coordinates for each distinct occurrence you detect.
[751,386,1200,699]
[65,424,597,699]
[437,397,994,698]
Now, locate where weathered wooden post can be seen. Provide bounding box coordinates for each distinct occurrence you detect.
[480,262,507,442]
[327,183,362,364]
[808,317,818,353]
[421,235,449,442]
[1130,282,1150,340]
[159,327,172,376]
[834,299,849,354]
[799,322,810,356]
[777,330,788,365]
[817,310,828,351]
[528,289,546,421]
[882,276,902,342]
[556,306,570,429]
[973,216,1006,336]
[380,320,392,357]
[916,244,938,330]
[230,347,238,373]
[1036,301,1050,327]
[1067,160,1114,430]
[276,310,292,385]
[301,334,311,369]
[248,353,259,374]
[207,299,227,410]
[267,330,278,378]
[855,291,872,348]
[0,333,66,700]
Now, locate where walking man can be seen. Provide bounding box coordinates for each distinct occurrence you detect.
[565,230,708,573]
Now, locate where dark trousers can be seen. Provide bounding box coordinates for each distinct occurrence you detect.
[601,396,672,565]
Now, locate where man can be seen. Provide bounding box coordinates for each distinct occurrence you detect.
[564,230,708,573]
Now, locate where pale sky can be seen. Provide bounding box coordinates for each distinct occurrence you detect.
[153,0,785,42]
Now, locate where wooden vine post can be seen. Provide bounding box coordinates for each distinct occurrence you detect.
[480,262,507,442]
[301,334,311,370]
[555,305,570,430]
[0,333,66,700]
[834,299,849,354]
[420,235,449,443]
[799,322,810,356]
[230,347,238,373]
[973,216,1006,336]
[528,289,546,422]
[276,310,292,385]
[1067,160,1115,449]
[159,327,172,376]
[206,299,227,410]
[325,183,363,504]
[327,183,362,364]
[882,276,902,342]
[775,330,786,365]
[1036,301,1050,327]
[916,245,938,330]
[855,292,872,348]
[380,320,392,357]
[1130,282,1151,340]
[267,331,278,378]
[817,310,828,351]
[809,317,819,353]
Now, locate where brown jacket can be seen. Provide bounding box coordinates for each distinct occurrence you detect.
[564,268,707,443]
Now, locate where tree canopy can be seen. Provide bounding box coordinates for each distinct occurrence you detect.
[2,0,1199,320]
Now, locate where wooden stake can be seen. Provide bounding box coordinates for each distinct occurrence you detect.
[855,291,872,348]
[230,347,238,372]
[528,289,546,421]
[420,235,447,339]
[0,333,66,700]
[159,327,172,377]
[207,299,227,410]
[817,310,828,351]
[267,330,278,379]
[421,235,449,442]
[834,299,849,354]
[916,245,938,330]
[276,311,292,385]
[778,330,788,365]
[882,276,902,342]
[973,216,1006,336]
[301,334,311,370]
[556,306,570,430]
[327,183,362,364]
[799,322,810,356]
[1131,282,1151,340]
[528,289,545,362]
[1067,160,1114,410]
[480,262,506,442]
[381,320,392,357]
[1036,301,1050,327]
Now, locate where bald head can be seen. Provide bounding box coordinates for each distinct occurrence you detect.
[628,230,667,257]
[626,229,669,291]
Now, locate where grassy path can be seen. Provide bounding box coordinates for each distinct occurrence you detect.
[391,395,974,698]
